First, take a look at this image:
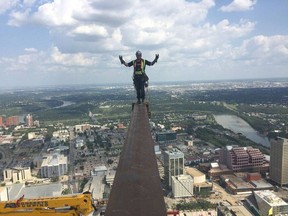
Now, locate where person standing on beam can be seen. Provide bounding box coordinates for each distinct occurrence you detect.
[119,50,159,104]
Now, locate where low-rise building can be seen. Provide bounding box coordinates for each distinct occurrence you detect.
[217,205,254,216]
[40,154,68,178]
[185,167,205,184]
[3,167,32,183]
[2,183,62,201]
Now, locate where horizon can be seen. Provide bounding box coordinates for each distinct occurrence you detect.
[1,77,288,91]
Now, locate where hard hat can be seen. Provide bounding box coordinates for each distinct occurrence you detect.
[136,50,142,56]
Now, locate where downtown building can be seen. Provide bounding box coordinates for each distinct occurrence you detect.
[40,153,68,178]
[3,167,32,183]
[5,116,20,127]
[171,175,193,198]
[220,146,265,171]
[163,148,184,187]
[25,114,33,127]
[246,190,288,216]
[270,137,288,186]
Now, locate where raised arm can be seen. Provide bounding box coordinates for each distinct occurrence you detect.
[119,55,129,67]
[149,54,159,66]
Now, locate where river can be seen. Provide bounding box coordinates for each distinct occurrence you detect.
[53,100,75,109]
[214,114,270,148]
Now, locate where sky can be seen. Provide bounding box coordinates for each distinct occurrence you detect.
[0,0,287,88]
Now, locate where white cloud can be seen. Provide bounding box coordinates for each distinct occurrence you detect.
[25,48,38,52]
[1,0,288,87]
[0,0,19,14]
[241,35,288,62]
[69,24,108,38]
[220,0,257,12]
[50,46,98,66]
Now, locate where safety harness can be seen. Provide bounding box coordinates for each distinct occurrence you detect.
[133,59,146,75]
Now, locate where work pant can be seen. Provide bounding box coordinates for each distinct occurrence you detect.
[133,75,145,101]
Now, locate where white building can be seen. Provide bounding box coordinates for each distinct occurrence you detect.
[252,190,288,216]
[184,140,193,146]
[105,170,116,186]
[25,114,33,127]
[28,132,36,140]
[91,165,108,176]
[0,187,8,201]
[52,129,70,141]
[171,175,193,198]
[75,137,85,148]
[40,154,68,178]
[3,167,32,183]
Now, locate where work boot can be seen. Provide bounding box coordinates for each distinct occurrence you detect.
[142,98,145,103]
[137,99,141,104]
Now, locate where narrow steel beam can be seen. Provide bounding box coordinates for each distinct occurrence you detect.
[105,103,167,216]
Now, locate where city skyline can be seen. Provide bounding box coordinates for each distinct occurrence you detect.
[0,0,288,88]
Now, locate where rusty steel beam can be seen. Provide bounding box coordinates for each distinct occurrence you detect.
[105,103,167,216]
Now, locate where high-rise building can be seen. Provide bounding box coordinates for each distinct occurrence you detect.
[219,146,264,171]
[5,116,20,127]
[270,137,288,186]
[0,116,3,126]
[163,148,184,186]
[25,114,33,127]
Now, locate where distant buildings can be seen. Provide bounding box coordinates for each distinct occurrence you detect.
[220,146,265,171]
[75,124,91,133]
[163,148,184,187]
[219,173,273,195]
[184,139,193,146]
[40,154,68,178]
[5,116,20,127]
[75,137,85,148]
[25,114,33,127]
[270,137,288,186]
[52,129,70,142]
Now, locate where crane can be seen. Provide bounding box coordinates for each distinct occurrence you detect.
[0,192,95,216]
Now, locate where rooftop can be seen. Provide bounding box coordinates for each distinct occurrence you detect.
[254,190,287,206]
[185,167,205,177]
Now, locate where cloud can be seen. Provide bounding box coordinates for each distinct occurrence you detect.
[50,46,98,66]
[1,0,287,87]
[240,35,288,63]
[0,0,19,14]
[220,0,257,12]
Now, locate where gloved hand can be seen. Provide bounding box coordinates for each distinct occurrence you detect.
[155,54,159,62]
[119,55,125,64]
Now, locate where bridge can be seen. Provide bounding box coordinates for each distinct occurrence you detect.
[105,103,167,216]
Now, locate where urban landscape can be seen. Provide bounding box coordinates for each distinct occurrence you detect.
[0,79,288,216]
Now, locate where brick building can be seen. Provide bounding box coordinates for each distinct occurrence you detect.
[220,146,265,171]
